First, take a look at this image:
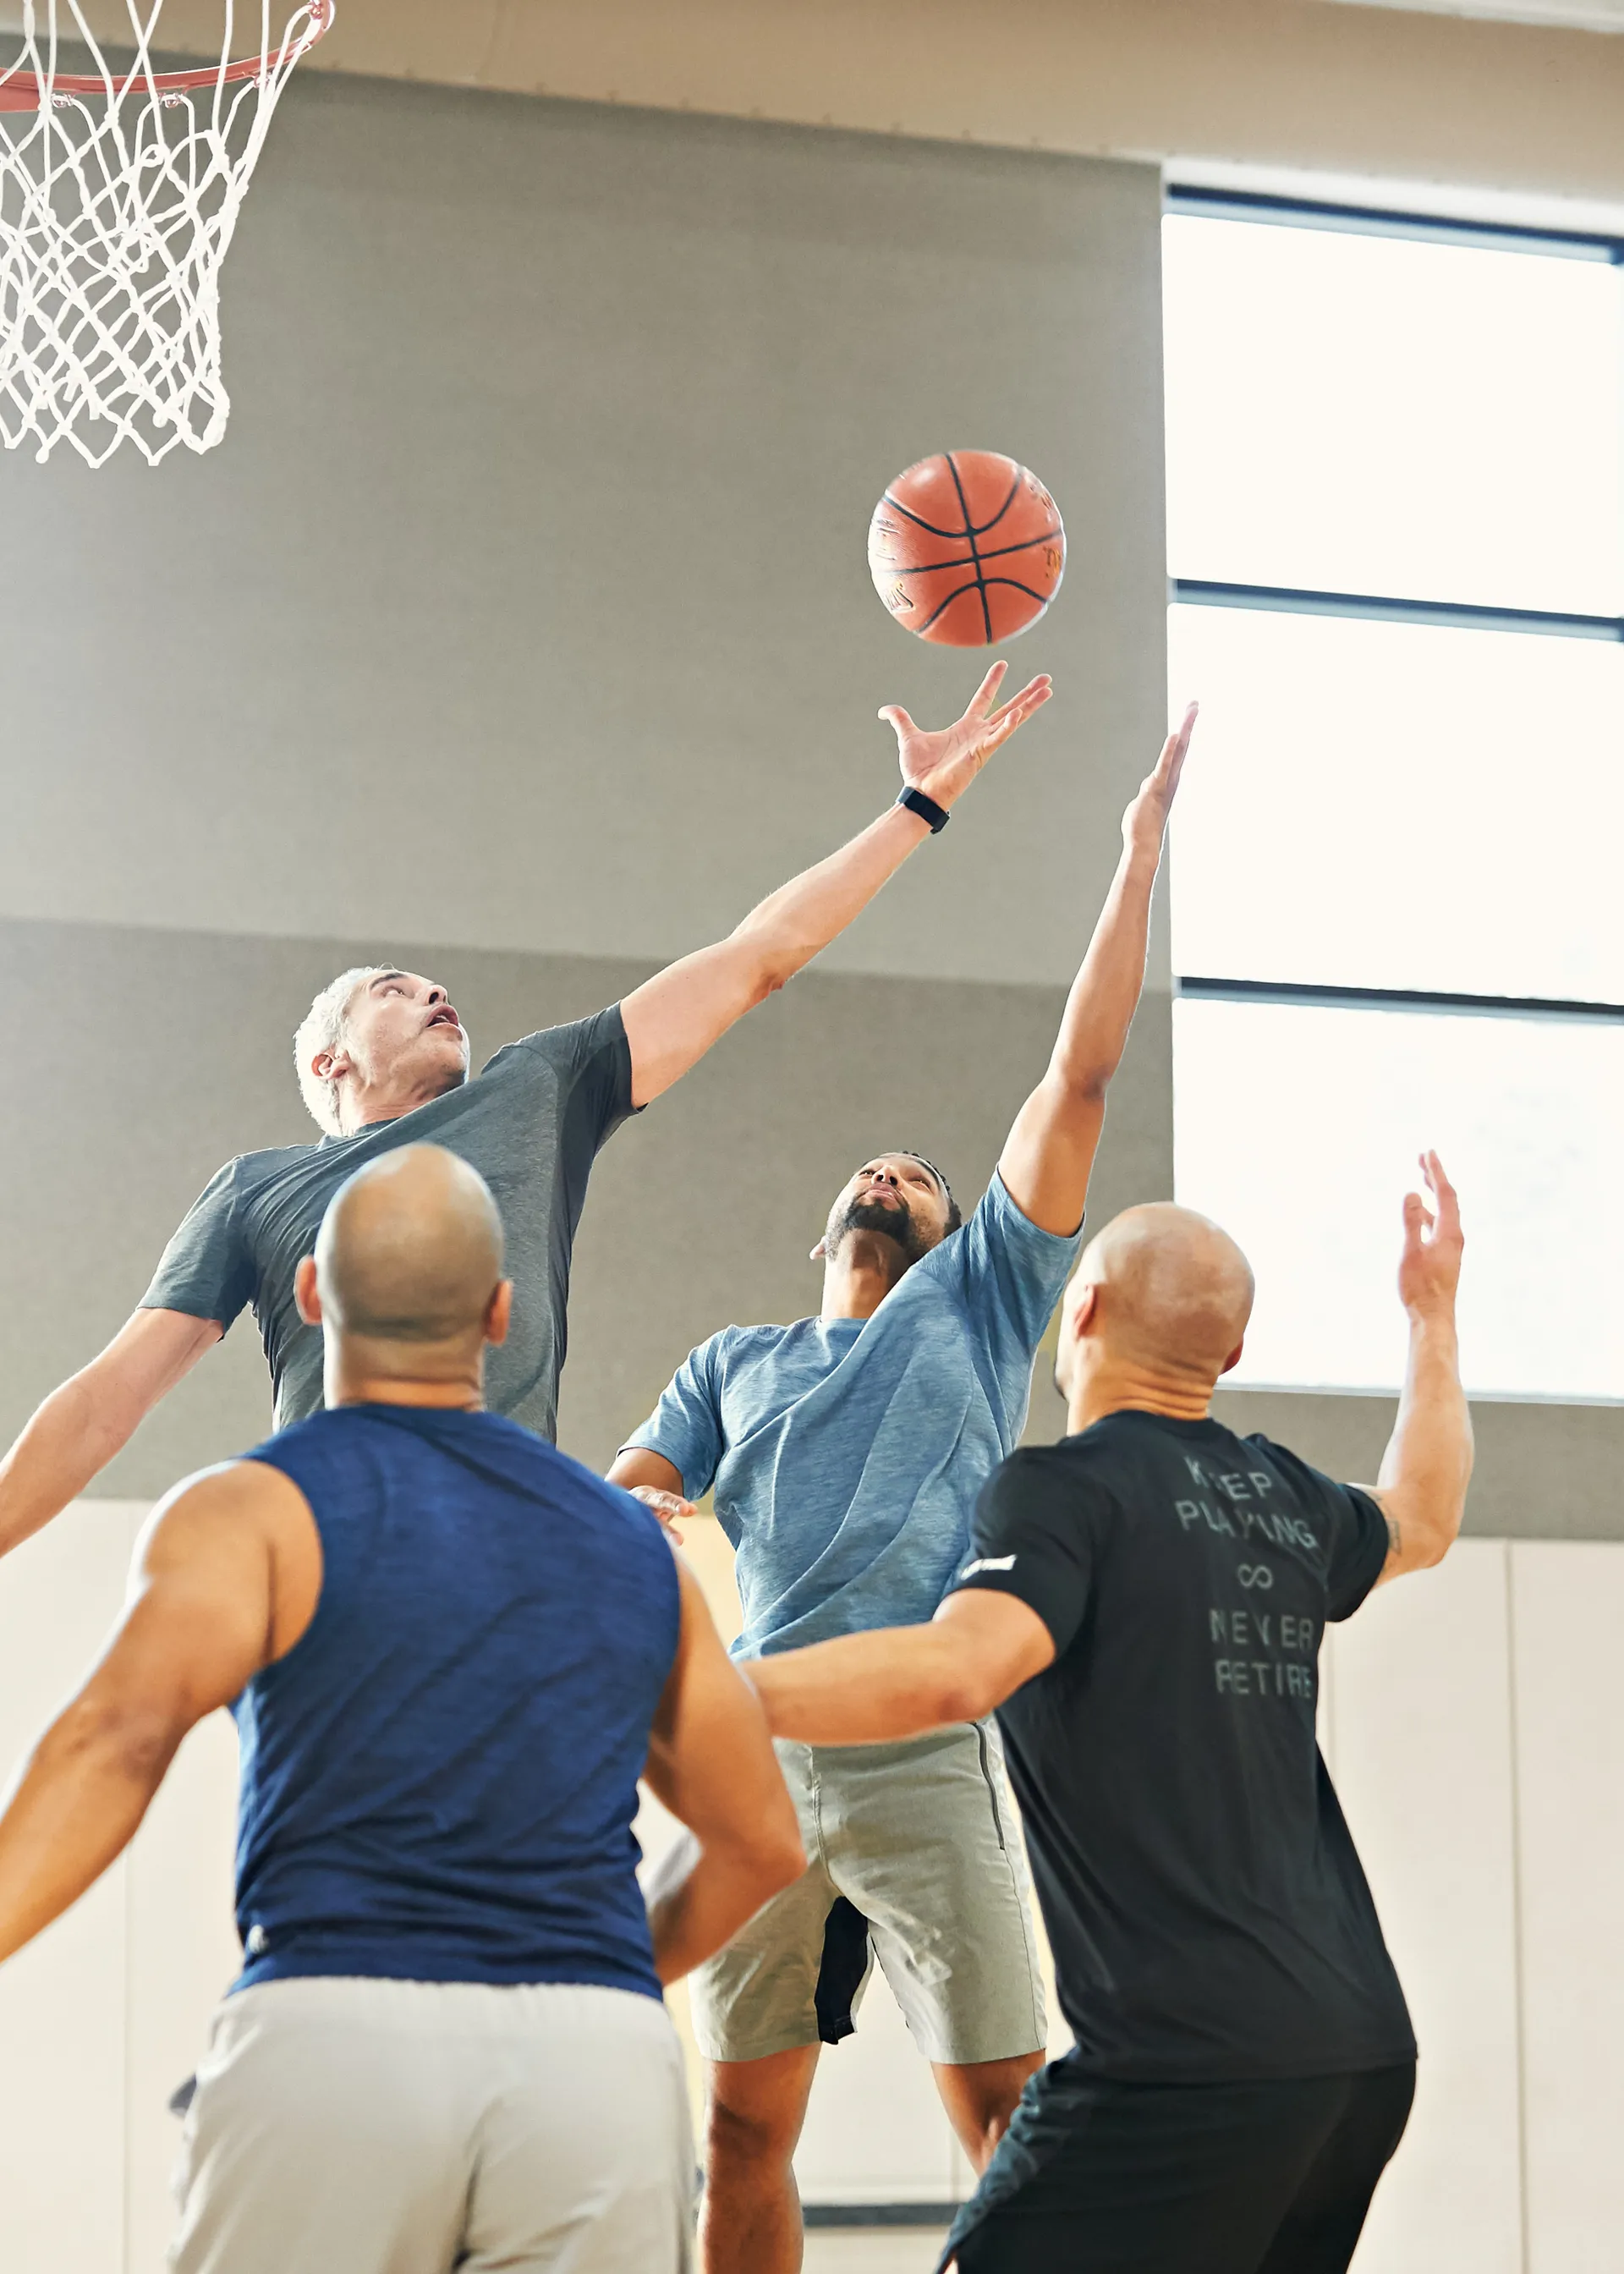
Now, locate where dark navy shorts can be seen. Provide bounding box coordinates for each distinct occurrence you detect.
[942,2058,1416,2274]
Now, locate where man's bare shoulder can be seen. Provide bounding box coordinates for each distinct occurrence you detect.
[146,1456,314,1546]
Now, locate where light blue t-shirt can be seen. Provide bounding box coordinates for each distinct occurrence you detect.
[623,1173,1082,1659]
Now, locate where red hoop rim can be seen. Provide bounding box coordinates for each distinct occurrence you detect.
[0,0,332,114]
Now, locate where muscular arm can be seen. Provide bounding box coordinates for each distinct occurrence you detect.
[0,1461,310,1966]
[0,1308,223,1559]
[1365,1152,1473,1588]
[641,1559,804,1981]
[745,1590,1055,1748]
[620,663,1051,1108]
[999,705,1196,1235]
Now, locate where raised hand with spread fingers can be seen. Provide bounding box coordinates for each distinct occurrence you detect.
[881,659,1052,810]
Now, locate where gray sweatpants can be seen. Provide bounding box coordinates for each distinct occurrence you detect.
[169,1976,694,2274]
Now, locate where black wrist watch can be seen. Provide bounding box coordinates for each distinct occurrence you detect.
[897,784,951,833]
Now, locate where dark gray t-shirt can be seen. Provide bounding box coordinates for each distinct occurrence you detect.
[142,1009,637,1440]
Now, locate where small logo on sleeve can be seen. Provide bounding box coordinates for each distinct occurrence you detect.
[960,1554,1017,1578]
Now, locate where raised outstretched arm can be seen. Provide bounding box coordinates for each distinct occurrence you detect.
[0,1306,223,1560]
[997,703,1197,1235]
[619,662,1051,1107]
[1365,1152,1473,1586]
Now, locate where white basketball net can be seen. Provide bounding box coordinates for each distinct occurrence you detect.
[0,3,332,464]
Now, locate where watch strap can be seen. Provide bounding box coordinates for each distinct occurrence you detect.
[897,784,950,834]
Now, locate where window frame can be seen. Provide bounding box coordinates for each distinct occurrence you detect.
[1165,181,1624,1028]
[1163,184,1624,1398]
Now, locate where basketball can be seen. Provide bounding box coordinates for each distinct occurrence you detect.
[867,449,1066,645]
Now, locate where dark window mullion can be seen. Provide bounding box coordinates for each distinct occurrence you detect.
[1171,579,1624,643]
[1165,193,1624,1030]
[1175,977,1624,1024]
[1165,181,1624,265]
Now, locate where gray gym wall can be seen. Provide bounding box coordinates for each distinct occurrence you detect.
[0,76,1616,1530]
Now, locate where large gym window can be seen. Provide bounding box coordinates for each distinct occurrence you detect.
[1162,189,1624,1399]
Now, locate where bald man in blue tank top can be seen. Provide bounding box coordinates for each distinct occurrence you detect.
[0,1146,804,2274]
[612,706,1198,2274]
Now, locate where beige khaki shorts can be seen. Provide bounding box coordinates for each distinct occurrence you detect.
[690,1720,1046,2068]
[169,1976,694,2273]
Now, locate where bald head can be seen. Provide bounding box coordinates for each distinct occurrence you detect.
[1064,1204,1254,1386]
[315,1145,505,1351]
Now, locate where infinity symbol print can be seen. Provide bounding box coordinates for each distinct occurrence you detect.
[1237,1564,1275,1590]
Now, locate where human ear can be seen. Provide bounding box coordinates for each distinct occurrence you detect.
[1220,1337,1245,1376]
[294,1255,322,1326]
[486,1280,514,1347]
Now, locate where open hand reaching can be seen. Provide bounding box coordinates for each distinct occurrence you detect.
[879,661,1052,812]
[1397,1151,1464,1324]
[1122,700,1199,860]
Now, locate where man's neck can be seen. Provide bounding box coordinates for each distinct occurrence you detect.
[324,1346,486,1411]
[820,1233,914,1322]
[338,1071,464,1135]
[1065,1362,1218,1436]
[332,1379,485,1409]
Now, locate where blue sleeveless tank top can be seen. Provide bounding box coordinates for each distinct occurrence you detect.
[232,1403,680,1999]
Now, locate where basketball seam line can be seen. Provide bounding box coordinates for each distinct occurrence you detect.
[943,452,993,643]
[881,465,1025,542]
[877,526,1063,577]
[978,467,1026,539]
[914,579,984,634]
[913,574,1055,635]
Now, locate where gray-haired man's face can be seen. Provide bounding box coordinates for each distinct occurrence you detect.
[320,970,470,1101]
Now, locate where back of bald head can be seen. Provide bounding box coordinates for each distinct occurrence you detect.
[315,1145,505,1348]
[1074,1204,1255,1379]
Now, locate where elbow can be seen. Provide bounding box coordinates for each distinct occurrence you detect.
[899,1634,999,1732]
[744,1818,807,1907]
[753,1776,808,1898]
[766,1827,809,1897]
[927,1670,996,1729]
[1405,1497,1467,1574]
[41,1694,180,1787]
[1065,1064,1114,1105]
[746,953,798,1008]
[1039,1063,1113,1123]
[1424,1506,1468,1571]
[729,920,804,1007]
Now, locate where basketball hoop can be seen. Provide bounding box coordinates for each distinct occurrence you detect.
[0,3,334,464]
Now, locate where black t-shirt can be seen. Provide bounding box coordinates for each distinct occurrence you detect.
[951,1409,1414,2084]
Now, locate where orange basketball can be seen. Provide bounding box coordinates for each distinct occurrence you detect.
[867,450,1066,645]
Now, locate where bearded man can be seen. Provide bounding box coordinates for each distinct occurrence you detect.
[610,706,1198,2274]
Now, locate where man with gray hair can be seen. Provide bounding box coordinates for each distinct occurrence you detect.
[0,663,1047,1553]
